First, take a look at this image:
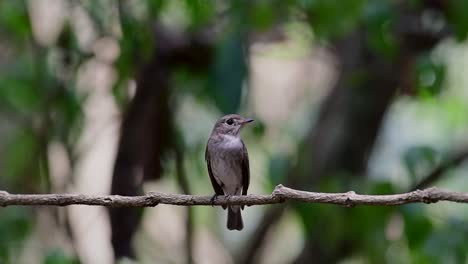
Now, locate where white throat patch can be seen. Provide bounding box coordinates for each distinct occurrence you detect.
[221,134,242,149]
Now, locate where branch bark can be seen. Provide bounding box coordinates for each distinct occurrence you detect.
[1,185,468,207]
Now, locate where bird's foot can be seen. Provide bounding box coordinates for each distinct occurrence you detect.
[210,194,219,207]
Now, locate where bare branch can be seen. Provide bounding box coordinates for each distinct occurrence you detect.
[1,185,468,207]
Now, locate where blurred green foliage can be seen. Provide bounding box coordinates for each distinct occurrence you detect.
[43,249,80,264]
[415,55,445,97]
[0,208,33,263]
[1,0,468,263]
[448,0,468,41]
[403,146,439,183]
[364,1,398,59]
[300,0,367,39]
[209,29,246,114]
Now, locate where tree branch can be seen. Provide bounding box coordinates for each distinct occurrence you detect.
[1,185,468,207]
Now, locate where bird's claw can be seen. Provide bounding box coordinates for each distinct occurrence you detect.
[210,194,218,207]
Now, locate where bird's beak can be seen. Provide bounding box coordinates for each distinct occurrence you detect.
[241,118,254,125]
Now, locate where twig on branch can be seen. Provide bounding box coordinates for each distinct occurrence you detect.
[1,185,468,207]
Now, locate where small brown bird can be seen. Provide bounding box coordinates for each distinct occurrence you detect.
[205,114,253,231]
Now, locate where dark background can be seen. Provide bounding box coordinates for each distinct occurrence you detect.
[1,0,468,263]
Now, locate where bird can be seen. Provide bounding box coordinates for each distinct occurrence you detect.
[205,114,253,231]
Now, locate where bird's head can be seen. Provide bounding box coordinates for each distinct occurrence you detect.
[212,114,254,137]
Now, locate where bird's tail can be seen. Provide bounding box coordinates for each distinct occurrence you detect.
[227,206,243,231]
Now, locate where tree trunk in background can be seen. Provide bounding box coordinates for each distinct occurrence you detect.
[297,29,398,187]
[292,28,400,263]
[109,48,172,258]
[108,25,213,260]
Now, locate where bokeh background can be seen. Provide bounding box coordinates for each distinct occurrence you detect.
[2,0,468,263]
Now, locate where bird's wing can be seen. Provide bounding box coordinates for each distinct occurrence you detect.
[205,144,224,196]
[241,140,250,197]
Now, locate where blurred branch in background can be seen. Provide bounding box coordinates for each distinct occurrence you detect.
[239,203,287,264]
[411,148,468,191]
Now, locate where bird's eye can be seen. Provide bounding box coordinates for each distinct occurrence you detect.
[226,118,234,125]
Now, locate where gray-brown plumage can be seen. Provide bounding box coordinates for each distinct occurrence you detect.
[205,114,253,231]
